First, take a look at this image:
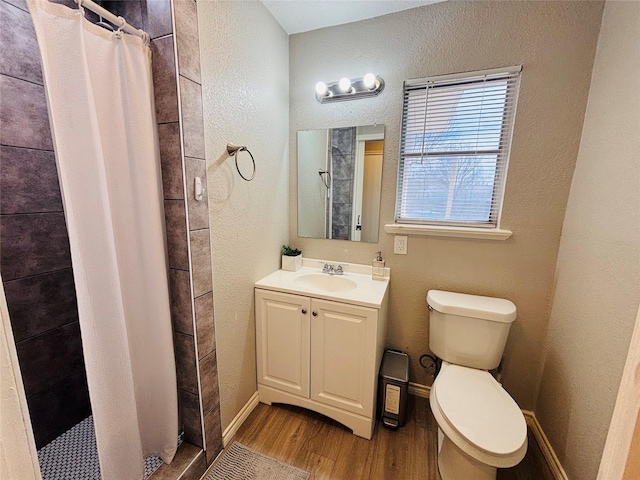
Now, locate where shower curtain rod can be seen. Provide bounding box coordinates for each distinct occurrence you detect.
[76,0,150,44]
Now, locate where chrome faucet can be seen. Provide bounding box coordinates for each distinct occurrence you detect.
[322,263,345,275]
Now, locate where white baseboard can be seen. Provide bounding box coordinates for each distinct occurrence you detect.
[409,384,567,480]
[523,410,569,480]
[221,391,260,447]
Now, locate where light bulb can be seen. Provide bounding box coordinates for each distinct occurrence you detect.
[363,73,376,89]
[315,81,328,96]
[339,77,351,92]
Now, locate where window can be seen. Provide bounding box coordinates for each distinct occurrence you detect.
[395,66,521,229]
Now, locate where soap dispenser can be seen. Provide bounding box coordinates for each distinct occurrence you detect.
[372,251,386,281]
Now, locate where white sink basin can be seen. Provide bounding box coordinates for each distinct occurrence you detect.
[294,274,357,293]
[255,259,390,308]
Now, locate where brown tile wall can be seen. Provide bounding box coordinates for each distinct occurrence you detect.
[172,0,222,465]
[0,0,90,449]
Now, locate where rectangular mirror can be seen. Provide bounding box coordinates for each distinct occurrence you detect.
[297,125,384,242]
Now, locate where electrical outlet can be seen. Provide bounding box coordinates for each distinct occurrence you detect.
[394,235,408,255]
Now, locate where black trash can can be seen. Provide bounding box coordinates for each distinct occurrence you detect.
[378,350,409,429]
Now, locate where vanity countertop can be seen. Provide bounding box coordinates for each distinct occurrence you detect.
[255,258,390,308]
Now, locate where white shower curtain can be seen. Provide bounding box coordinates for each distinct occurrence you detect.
[27,2,179,479]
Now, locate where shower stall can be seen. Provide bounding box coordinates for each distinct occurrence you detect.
[0,0,222,478]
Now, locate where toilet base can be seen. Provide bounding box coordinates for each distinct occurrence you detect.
[438,429,497,480]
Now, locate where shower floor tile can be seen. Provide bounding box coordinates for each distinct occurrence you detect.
[37,416,169,480]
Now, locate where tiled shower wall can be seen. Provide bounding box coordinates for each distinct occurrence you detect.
[330,127,356,240]
[144,0,223,465]
[0,0,222,469]
[153,0,223,465]
[0,0,90,449]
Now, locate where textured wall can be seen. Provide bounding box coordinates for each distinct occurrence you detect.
[535,2,640,478]
[198,1,289,430]
[289,0,603,410]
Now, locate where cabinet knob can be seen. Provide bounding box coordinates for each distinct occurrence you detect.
[312,311,318,316]
[301,309,307,314]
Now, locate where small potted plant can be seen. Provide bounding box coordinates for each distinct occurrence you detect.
[281,244,302,272]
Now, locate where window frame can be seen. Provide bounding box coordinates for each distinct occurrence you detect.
[391,66,522,238]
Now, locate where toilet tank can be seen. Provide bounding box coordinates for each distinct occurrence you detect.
[427,290,517,370]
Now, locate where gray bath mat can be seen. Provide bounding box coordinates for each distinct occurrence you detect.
[203,442,310,480]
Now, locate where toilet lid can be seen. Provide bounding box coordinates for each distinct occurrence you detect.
[435,365,526,456]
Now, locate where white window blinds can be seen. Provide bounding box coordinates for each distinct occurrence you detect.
[395,66,521,228]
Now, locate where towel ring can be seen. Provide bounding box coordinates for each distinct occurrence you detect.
[227,144,256,182]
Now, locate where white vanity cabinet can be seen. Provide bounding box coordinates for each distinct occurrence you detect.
[255,290,310,398]
[309,298,379,417]
[255,273,389,440]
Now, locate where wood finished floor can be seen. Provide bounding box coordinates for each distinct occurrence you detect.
[229,396,555,480]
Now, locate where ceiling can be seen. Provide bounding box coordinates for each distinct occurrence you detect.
[261,0,446,35]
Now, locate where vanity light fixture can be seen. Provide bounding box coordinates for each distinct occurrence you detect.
[315,73,385,103]
[363,73,376,89]
[338,77,352,93]
[315,81,328,96]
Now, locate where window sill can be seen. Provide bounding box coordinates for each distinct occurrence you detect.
[384,223,513,240]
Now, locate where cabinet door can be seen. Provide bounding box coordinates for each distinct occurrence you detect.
[255,289,310,397]
[310,298,378,416]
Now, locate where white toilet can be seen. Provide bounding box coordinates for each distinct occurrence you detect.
[427,290,527,480]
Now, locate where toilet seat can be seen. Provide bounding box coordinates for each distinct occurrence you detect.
[431,364,527,468]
